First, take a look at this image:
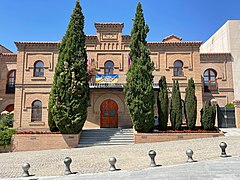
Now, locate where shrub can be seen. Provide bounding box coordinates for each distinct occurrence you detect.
[201,102,216,130]
[0,128,16,147]
[170,81,182,130]
[225,103,234,108]
[0,113,14,128]
[157,76,168,130]
[185,78,197,130]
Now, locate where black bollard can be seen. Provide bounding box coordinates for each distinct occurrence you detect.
[219,142,228,157]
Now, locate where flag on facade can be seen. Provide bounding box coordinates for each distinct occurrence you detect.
[128,54,131,67]
[87,56,91,65]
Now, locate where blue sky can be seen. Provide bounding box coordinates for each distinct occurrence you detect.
[1,0,240,53]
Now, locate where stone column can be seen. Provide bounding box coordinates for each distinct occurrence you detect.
[233,100,240,128]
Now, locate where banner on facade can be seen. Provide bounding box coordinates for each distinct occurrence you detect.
[95,74,119,83]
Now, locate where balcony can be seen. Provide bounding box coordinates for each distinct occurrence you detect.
[89,83,124,89]
[204,81,218,93]
[5,84,15,94]
[89,82,161,89]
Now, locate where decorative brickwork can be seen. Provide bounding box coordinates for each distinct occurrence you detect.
[134,132,224,144]
[0,22,236,131]
[12,133,81,152]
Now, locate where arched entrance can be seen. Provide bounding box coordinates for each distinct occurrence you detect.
[100,99,118,128]
[5,104,14,112]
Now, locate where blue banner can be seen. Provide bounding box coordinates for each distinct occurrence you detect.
[95,74,119,83]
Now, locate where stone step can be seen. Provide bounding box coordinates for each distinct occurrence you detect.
[80,133,133,137]
[79,128,134,147]
[78,143,133,147]
[80,138,134,142]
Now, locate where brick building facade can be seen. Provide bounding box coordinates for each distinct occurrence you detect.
[0,45,16,114]
[0,22,235,130]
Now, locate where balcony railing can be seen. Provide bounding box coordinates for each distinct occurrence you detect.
[204,81,218,93]
[89,82,160,89]
[89,83,124,88]
[5,84,15,94]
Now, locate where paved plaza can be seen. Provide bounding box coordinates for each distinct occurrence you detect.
[0,128,240,179]
[7,156,240,180]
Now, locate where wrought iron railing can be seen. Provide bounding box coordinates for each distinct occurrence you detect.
[89,82,160,89]
[204,81,218,93]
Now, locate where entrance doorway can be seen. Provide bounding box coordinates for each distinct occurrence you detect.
[100,99,118,128]
[5,104,14,112]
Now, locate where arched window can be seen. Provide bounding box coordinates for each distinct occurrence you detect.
[204,69,217,92]
[174,60,183,76]
[6,70,16,94]
[104,61,114,75]
[31,100,42,122]
[34,61,44,77]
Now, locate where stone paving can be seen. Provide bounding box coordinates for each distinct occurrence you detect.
[220,128,240,136]
[0,128,240,179]
[0,137,240,179]
[7,156,240,180]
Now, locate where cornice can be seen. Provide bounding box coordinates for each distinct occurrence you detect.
[94,22,124,31]
[147,41,202,47]
[14,41,60,49]
[0,53,17,56]
[200,52,231,57]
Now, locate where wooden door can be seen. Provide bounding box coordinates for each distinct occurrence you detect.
[100,99,118,128]
[5,104,14,112]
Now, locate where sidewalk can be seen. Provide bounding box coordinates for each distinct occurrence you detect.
[1,134,240,179]
[6,156,240,180]
[220,128,240,136]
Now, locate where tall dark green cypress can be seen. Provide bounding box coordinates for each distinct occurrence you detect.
[170,81,176,129]
[157,76,169,130]
[202,102,216,130]
[175,81,182,129]
[124,2,155,132]
[170,80,182,130]
[48,1,89,134]
[185,78,197,130]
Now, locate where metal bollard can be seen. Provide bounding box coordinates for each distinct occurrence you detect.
[186,149,196,163]
[109,157,117,171]
[64,157,73,175]
[22,162,30,177]
[219,142,228,157]
[148,150,157,167]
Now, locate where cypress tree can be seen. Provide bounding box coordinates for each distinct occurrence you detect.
[48,1,89,134]
[175,81,182,129]
[124,2,155,132]
[157,76,169,130]
[185,78,197,130]
[201,102,216,130]
[170,81,176,129]
[170,80,182,130]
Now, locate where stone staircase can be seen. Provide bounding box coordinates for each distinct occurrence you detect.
[78,128,134,147]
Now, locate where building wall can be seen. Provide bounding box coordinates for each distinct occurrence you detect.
[200,53,234,106]
[12,22,235,130]
[13,43,59,130]
[0,53,17,113]
[200,20,240,100]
